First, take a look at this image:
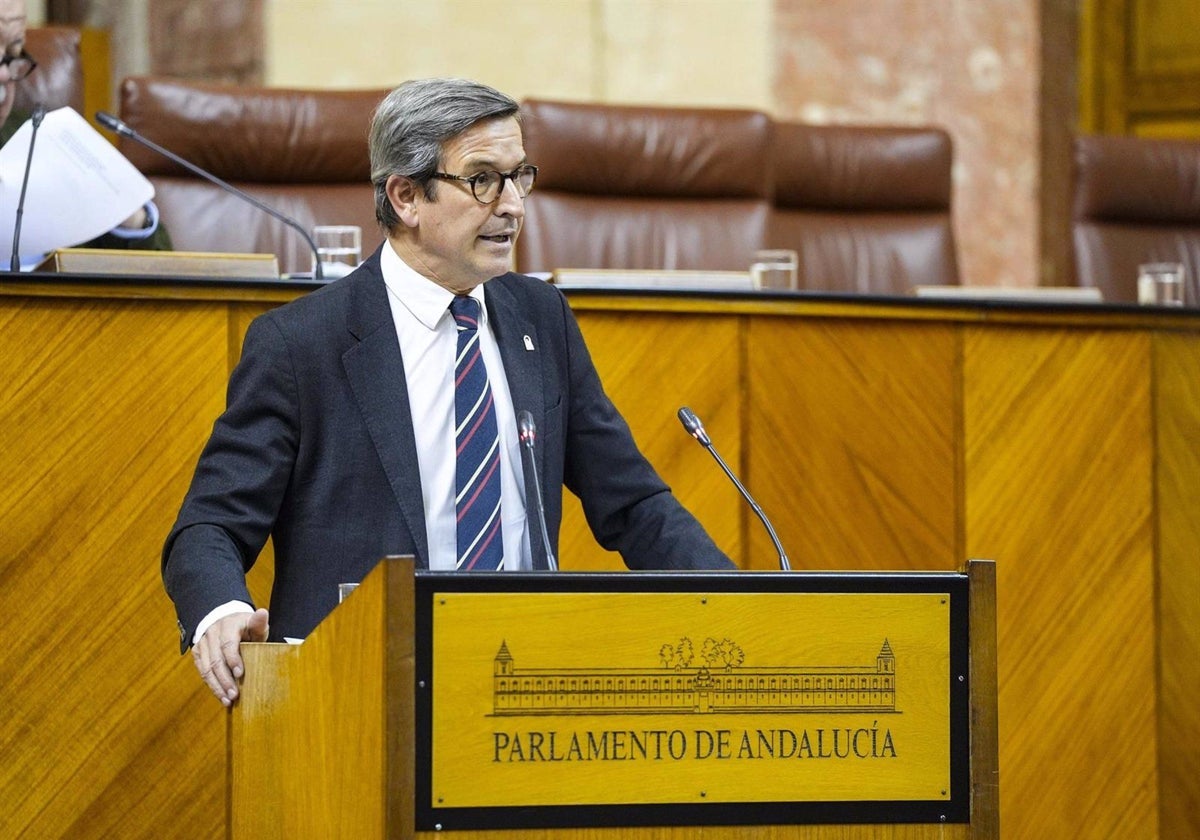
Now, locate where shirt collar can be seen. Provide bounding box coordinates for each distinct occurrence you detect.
[380,239,488,330]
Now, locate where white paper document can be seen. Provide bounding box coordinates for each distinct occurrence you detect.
[0,107,154,260]
[552,269,756,292]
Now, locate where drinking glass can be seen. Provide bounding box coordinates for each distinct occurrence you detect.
[313,225,362,279]
[750,249,799,291]
[1137,262,1186,307]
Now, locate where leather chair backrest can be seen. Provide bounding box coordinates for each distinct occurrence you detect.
[117,77,388,274]
[517,99,773,273]
[16,27,84,115]
[1071,134,1200,304]
[770,123,958,293]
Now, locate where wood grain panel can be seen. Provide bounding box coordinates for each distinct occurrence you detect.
[1082,0,1200,135]
[745,317,958,571]
[1153,332,1200,840]
[964,327,1158,840]
[967,560,999,840]
[563,311,744,569]
[0,298,231,839]
[233,559,409,838]
[1131,0,1200,75]
[5,284,1196,838]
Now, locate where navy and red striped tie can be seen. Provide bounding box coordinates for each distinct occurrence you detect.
[450,296,504,570]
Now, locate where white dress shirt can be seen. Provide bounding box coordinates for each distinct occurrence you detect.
[379,241,531,572]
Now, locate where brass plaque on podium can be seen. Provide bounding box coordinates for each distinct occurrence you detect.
[415,572,969,830]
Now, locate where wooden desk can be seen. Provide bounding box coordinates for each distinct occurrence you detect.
[2,274,1197,839]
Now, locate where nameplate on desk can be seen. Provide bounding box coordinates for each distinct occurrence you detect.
[419,576,969,830]
[35,248,280,278]
[551,268,755,292]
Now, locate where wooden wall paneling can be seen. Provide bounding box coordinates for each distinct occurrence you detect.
[1081,0,1200,136]
[0,297,231,838]
[967,559,1000,840]
[79,26,112,128]
[744,316,959,572]
[6,284,1196,838]
[1078,0,1103,132]
[1039,0,1081,288]
[1153,332,1200,840]
[564,310,745,569]
[963,326,1158,839]
[1126,0,1200,136]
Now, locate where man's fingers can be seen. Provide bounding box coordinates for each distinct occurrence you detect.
[219,635,246,680]
[193,610,268,706]
[193,609,273,706]
[193,636,238,707]
[217,620,249,681]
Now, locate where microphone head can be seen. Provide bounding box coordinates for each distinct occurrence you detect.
[95,111,132,137]
[677,406,711,446]
[517,409,536,445]
[32,102,46,126]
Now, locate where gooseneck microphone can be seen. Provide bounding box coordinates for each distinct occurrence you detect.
[94,111,324,280]
[517,409,558,572]
[677,406,791,571]
[10,103,47,271]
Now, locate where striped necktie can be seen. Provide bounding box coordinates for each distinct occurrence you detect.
[450,295,504,571]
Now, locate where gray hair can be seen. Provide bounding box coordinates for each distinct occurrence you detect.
[370,78,520,231]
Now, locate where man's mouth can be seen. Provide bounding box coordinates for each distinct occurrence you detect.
[479,232,515,244]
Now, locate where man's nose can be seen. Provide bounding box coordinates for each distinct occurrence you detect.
[494,176,525,217]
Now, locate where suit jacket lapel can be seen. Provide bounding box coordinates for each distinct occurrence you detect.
[342,254,430,568]
[486,278,550,569]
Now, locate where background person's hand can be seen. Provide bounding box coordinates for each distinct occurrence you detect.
[118,206,149,229]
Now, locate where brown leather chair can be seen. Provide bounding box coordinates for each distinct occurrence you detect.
[1071,134,1200,304]
[770,123,959,293]
[15,27,84,115]
[117,77,388,274]
[516,99,773,273]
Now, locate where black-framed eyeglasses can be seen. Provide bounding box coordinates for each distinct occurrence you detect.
[430,163,538,204]
[1,49,36,82]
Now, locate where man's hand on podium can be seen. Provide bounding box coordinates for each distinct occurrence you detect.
[193,608,270,707]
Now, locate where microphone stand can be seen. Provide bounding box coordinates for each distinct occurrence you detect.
[10,104,47,271]
[518,410,558,571]
[94,111,324,280]
[678,406,791,570]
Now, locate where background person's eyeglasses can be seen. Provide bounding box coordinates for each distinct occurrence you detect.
[430,164,538,204]
[0,49,37,82]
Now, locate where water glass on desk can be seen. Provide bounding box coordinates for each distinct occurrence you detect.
[750,249,799,291]
[1137,262,1186,307]
[313,225,362,279]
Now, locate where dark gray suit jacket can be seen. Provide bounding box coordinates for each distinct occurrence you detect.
[163,247,734,648]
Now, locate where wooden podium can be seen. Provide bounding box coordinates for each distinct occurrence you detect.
[230,559,997,839]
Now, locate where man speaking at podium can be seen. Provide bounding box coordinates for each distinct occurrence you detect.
[163,78,735,707]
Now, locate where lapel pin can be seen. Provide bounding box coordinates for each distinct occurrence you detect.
[523,335,535,351]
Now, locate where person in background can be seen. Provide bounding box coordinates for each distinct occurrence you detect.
[163,77,736,707]
[0,0,170,260]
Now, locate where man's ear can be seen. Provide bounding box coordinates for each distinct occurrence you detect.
[385,174,423,229]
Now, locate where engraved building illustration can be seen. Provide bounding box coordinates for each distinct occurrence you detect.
[492,639,896,715]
